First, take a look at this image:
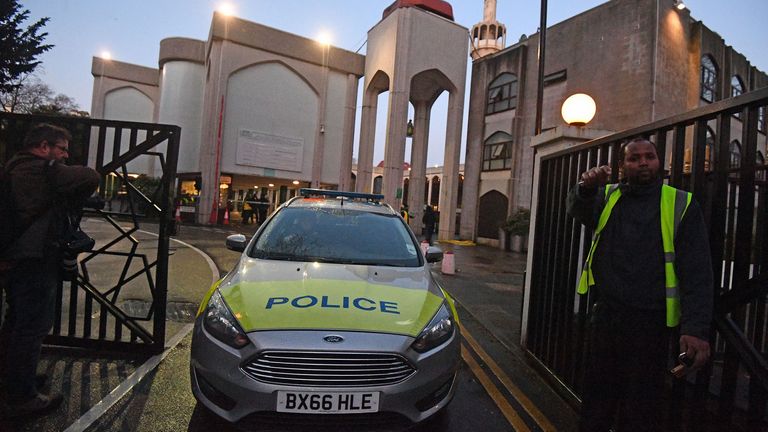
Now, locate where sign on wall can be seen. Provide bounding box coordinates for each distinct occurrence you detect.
[236,129,304,172]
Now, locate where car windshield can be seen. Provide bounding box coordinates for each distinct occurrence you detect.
[250,206,421,267]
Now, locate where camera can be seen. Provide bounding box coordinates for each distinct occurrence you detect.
[60,229,95,281]
[63,229,95,255]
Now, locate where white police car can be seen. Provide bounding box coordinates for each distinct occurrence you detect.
[190,189,460,427]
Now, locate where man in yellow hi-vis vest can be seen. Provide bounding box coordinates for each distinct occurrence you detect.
[567,137,713,432]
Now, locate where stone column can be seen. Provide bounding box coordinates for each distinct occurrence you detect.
[197,41,227,225]
[356,88,378,193]
[438,90,465,241]
[460,65,486,240]
[381,78,410,209]
[407,101,431,234]
[338,73,359,191]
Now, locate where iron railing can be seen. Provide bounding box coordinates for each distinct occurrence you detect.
[524,87,768,429]
[0,113,180,355]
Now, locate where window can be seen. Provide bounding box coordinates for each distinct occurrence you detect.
[757,151,766,181]
[731,75,745,119]
[759,106,766,133]
[483,132,513,171]
[705,127,715,171]
[487,73,518,115]
[701,55,718,103]
[730,140,741,169]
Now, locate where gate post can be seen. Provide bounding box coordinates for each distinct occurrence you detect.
[521,126,613,347]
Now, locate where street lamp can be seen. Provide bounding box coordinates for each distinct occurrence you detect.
[674,0,686,10]
[217,2,236,16]
[561,93,597,127]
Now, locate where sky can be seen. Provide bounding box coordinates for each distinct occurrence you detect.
[21,0,768,167]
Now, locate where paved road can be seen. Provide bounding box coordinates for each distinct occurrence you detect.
[1,222,575,432]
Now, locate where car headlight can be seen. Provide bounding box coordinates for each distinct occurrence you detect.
[203,290,250,348]
[411,304,455,353]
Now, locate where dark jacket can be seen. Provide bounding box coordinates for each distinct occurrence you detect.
[566,181,713,340]
[2,152,100,261]
[422,209,436,227]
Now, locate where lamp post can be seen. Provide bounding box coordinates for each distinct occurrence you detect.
[313,32,332,189]
[534,0,548,135]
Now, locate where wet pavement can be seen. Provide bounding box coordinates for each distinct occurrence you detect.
[0,220,578,431]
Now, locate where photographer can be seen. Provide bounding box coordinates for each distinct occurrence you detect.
[0,124,99,419]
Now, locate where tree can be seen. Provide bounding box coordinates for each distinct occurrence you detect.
[0,0,52,93]
[0,75,85,116]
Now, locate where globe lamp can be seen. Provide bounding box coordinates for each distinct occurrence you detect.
[561,93,596,127]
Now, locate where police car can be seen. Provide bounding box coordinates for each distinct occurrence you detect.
[190,189,460,427]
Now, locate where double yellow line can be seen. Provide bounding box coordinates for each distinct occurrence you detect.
[460,322,557,432]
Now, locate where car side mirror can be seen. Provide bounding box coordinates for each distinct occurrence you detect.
[425,246,443,263]
[226,234,248,252]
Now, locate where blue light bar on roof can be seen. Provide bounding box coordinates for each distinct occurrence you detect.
[299,188,384,201]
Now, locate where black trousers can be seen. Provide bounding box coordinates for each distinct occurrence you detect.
[1,258,59,402]
[579,301,671,432]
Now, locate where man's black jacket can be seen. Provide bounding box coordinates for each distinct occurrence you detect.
[566,181,713,340]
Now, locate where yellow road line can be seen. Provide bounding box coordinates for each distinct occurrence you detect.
[461,322,557,432]
[461,344,531,432]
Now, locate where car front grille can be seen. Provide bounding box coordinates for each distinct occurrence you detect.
[242,351,416,387]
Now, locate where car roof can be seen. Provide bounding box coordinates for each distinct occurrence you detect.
[284,189,397,216]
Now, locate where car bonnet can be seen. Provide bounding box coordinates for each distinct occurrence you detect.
[216,259,445,338]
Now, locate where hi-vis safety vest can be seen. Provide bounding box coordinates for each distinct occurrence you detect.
[577,183,692,327]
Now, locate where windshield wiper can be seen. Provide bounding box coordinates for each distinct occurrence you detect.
[253,251,302,261]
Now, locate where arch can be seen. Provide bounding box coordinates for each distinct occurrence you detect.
[230,59,320,96]
[487,73,518,114]
[367,70,391,95]
[350,172,357,191]
[410,68,457,105]
[478,190,508,239]
[730,140,741,169]
[483,131,514,171]
[403,177,410,204]
[104,85,154,103]
[104,87,154,124]
[731,75,746,119]
[373,175,383,194]
[700,55,718,103]
[430,175,441,207]
[731,75,745,98]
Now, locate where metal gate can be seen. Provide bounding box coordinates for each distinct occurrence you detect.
[524,87,768,428]
[0,113,180,355]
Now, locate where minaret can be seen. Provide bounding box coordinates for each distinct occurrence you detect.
[470,0,506,60]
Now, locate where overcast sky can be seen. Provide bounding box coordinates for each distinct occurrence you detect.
[22,0,768,166]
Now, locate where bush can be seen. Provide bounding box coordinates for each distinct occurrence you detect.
[503,208,530,236]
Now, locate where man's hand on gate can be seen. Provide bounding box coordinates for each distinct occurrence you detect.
[679,334,711,370]
[579,165,612,189]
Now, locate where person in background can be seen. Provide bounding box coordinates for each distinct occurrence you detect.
[422,205,436,245]
[567,137,713,431]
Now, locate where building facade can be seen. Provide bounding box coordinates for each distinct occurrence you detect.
[462,0,768,244]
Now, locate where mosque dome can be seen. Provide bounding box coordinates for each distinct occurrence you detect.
[382,0,454,21]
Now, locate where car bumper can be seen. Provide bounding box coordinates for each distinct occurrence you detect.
[190,320,460,424]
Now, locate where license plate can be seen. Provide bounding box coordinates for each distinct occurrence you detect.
[276,391,380,414]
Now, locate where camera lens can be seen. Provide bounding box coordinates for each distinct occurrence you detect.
[61,254,78,281]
